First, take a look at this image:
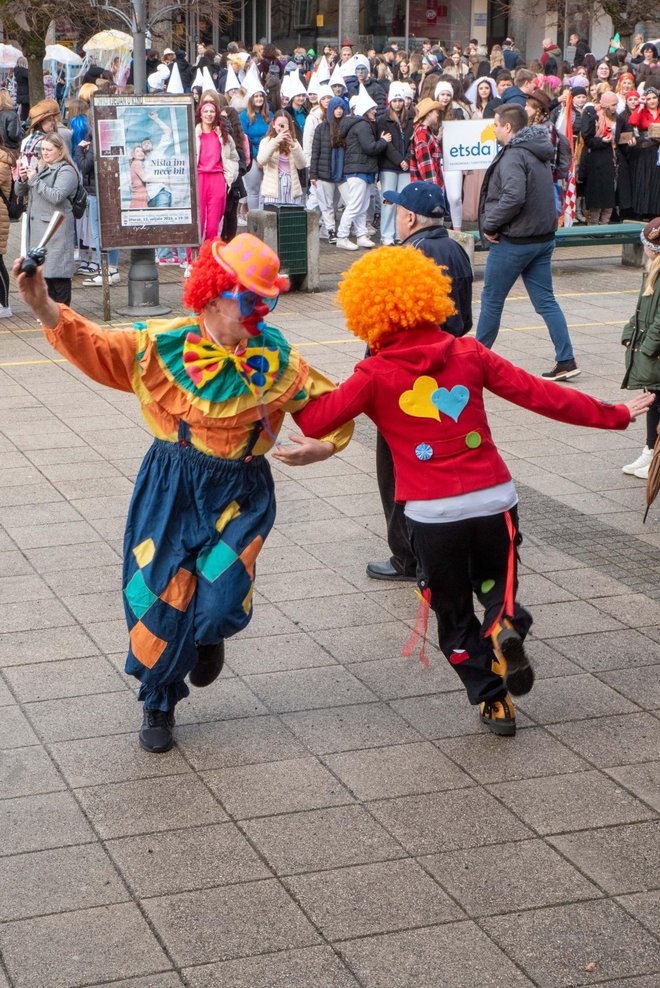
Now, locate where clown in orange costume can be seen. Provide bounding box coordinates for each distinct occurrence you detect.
[290,247,654,736]
[13,235,353,753]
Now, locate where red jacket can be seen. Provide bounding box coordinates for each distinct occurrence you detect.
[296,327,630,502]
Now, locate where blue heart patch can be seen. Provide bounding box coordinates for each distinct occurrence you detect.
[431,385,470,423]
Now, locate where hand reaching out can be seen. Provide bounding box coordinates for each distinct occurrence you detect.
[271,433,335,466]
[626,391,657,421]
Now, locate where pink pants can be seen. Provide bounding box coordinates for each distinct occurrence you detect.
[198,170,227,241]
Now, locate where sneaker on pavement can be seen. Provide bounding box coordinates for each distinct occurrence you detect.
[491,619,534,696]
[366,223,377,235]
[83,270,120,287]
[189,640,225,688]
[0,305,12,318]
[623,446,652,476]
[336,238,358,251]
[356,236,375,248]
[480,695,516,736]
[328,229,337,244]
[139,707,175,753]
[541,359,581,381]
[634,462,650,480]
[76,261,98,275]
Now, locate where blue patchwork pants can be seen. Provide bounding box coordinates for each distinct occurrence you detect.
[122,436,276,711]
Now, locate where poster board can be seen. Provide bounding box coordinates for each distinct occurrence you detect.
[93,94,200,249]
[442,119,500,172]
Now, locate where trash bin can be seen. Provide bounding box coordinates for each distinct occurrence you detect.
[264,204,308,278]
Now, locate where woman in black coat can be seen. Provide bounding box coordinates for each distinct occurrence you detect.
[579,92,621,224]
[310,96,347,242]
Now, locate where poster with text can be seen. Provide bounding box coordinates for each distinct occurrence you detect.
[442,119,500,172]
[93,94,200,249]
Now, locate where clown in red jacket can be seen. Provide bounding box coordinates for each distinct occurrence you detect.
[284,246,653,736]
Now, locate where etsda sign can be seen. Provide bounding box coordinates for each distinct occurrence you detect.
[442,120,500,172]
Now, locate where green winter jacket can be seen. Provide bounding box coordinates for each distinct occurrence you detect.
[621,273,660,392]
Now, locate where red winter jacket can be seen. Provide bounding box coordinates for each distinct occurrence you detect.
[296,326,630,502]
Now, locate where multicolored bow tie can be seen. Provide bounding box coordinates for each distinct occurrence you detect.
[183,332,279,394]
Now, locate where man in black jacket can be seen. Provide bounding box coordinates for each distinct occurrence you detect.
[475,104,579,381]
[367,181,474,581]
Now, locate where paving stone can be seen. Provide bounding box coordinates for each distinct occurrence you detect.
[282,702,421,753]
[0,549,34,578]
[324,741,473,801]
[203,756,353,819]
[599,666,660,710]
[0,625,99,667]
[254,544,324,576]
[552,629,660,672]
[43,563,123,597]
[516,673,637,723]
[508,638,583,680]
[230,602,301,639]
[276,592,390,632]
[0,746,65,798]
[345,654,461,699]
[0,791,94,856]
[86,619,130,653]
[528,601,624,638]
[311,620,415,664]
[616,891,660,937]
[337,921,534,987]
[437,727,589,784]
[258,568,358,603]
[183,947,359,988]
[106,822,270,897]
[9,520,102,550]
[77,775,226,839]
[24,691,139,742]
[481,899,660,988]
[142,880,320,966]
[0,705,39,749]
[593,593,660,627]
[226,632,337,676]
[285,858,464,940]
[244,665,376,712]
[83,975,184,988]
[50,733,189,788]
[24,540,121,573]
[421,838,600,917]
[174,679,267,725]
[1,597,76,634]
[242,804,405,875]
[607,761,660,813]
[550,821,660,895]
[0,902,170,988]
[176,715,307,770]
[0,676,13,704]
[368,789,532,855]
[489,770,654,835]
[545,567,639,599]
[0,844,128,921]
[0,573,54,603]
[548,713,660,767]
[3,656,127,702]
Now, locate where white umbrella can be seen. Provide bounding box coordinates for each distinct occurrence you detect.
[45,45,83,67]
[0,44,23,69]
[83,30,133,53]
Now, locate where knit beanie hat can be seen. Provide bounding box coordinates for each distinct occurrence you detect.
[641,218,660,253]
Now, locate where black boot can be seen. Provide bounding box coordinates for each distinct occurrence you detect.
[189,640,225,688]
[139,707,175,753]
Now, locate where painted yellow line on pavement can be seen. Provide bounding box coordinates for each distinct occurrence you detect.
[0,357,68,367]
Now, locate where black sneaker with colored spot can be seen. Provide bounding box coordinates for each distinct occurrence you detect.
[139,707,175,753]
[479,695,516,736]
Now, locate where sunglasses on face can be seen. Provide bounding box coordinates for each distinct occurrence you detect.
[222,290,278,317]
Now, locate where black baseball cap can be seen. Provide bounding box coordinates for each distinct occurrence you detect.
[382,181,447,217]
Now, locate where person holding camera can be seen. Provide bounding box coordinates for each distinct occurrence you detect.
[257,111,307,205]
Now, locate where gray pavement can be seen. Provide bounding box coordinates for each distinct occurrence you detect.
[0,231,659,988]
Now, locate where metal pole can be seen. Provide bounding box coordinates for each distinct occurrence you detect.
[117,0,171,317]
[405,0,410,51]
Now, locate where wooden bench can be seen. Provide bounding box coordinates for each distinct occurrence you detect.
[462,222,645,266]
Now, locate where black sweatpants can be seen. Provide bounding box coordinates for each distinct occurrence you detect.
[46,278,72,306]
[376,430,417,577]
[407,507,533,705]
[646,395,659,450]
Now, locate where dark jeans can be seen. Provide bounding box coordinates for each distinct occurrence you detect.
[0,254,8,307]
[46,278,72,305]
[376,430,417,576]
[476,237,574,363]
[407,507,533,705]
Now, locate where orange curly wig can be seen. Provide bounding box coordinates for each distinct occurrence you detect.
[337,246,456,350]
[182,239,239,313]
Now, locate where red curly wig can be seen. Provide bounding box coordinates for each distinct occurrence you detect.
[337,246,456,350]
[182,238,240,314]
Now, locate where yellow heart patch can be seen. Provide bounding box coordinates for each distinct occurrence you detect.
[399,375,441,422]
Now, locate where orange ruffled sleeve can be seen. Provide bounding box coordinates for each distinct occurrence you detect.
[43,305,139,393]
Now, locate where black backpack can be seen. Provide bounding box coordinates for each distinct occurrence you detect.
[70,179,88,220]
[0,179,26,221]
